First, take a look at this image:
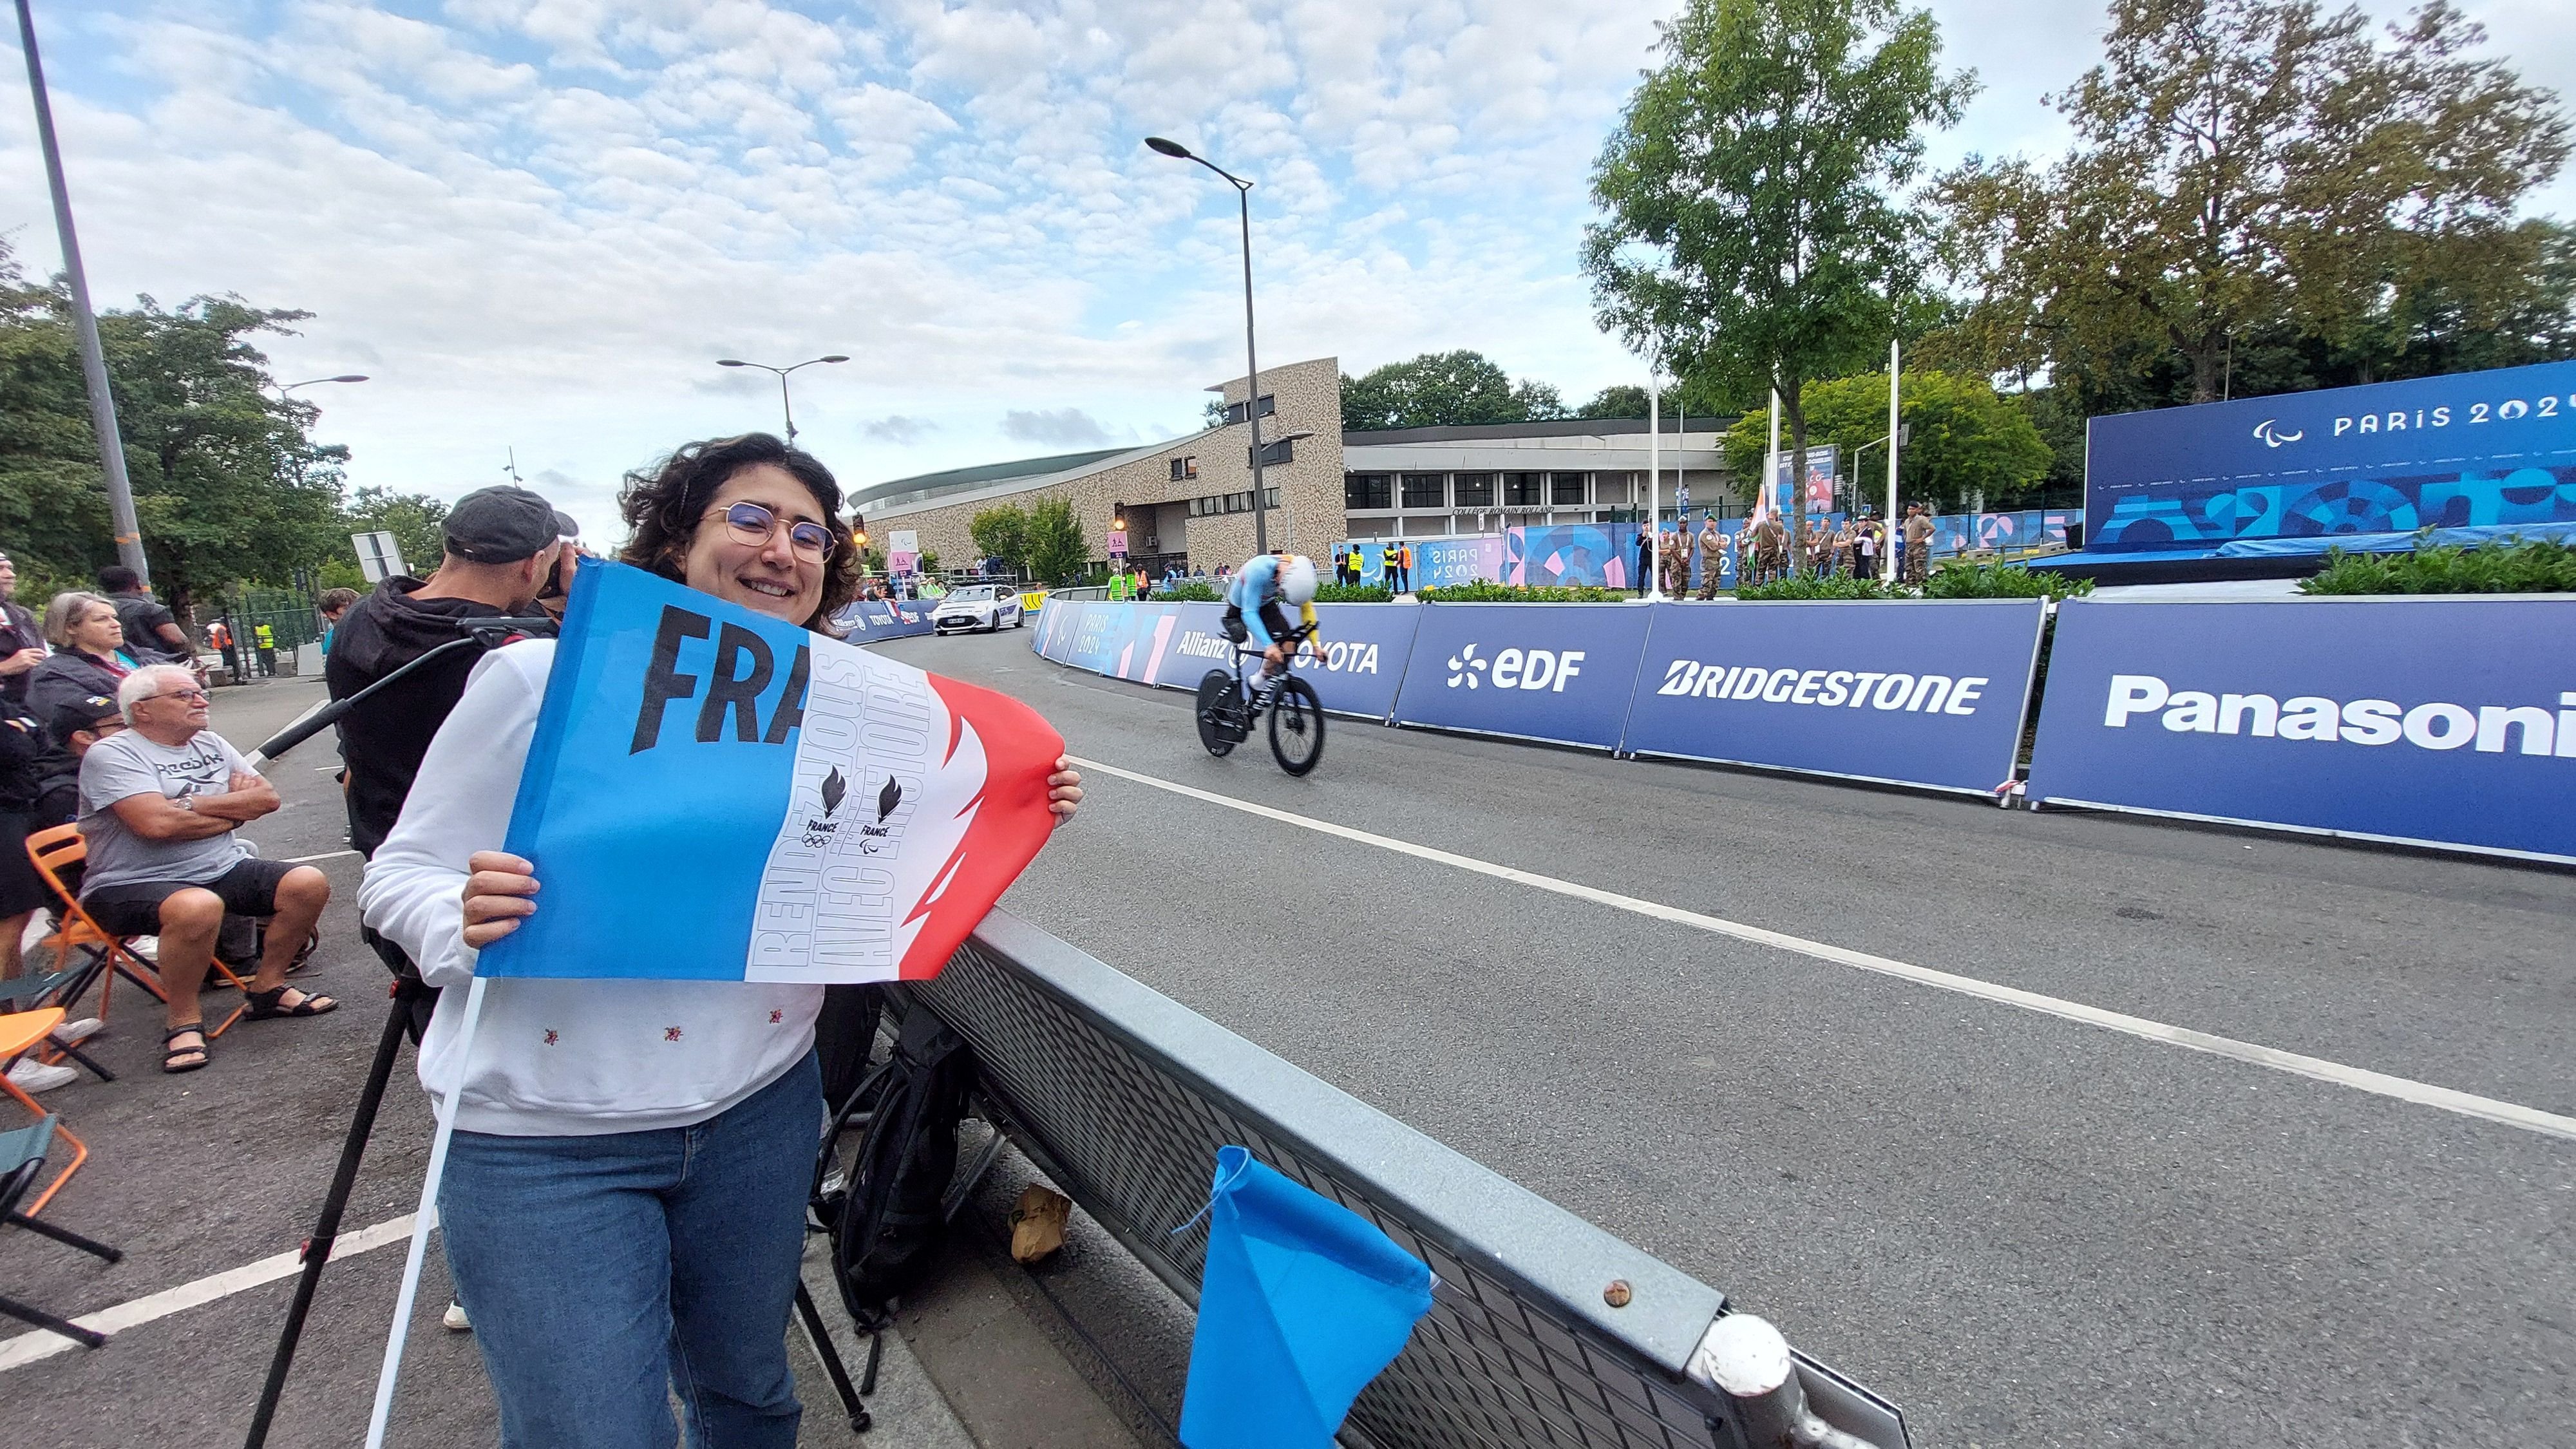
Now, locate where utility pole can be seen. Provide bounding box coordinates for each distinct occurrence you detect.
[16,0,147,584]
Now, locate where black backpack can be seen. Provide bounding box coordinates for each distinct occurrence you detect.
[817,1004,976,1331]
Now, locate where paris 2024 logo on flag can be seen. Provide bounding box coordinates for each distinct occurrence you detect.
[477,558,1065,985]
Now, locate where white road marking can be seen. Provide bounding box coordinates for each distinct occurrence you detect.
[1070,755,2576,1145]
[285,849,359,864]
[0,1214,419,1372]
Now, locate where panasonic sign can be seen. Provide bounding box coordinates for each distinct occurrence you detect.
[2101,675,2573,756]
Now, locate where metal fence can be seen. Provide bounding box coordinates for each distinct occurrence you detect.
[904,911,1909,1449]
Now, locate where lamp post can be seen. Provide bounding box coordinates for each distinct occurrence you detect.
[17,0,147,585]
[1145,136,1271,555]
[714,355,849,445]
[279,374,370,395]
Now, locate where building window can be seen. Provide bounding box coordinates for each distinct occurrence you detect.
[1345,473,1392,510]
[1400,473,1444,509]
[1551,473,1587,506]
[1265,487,1281,509]
[1502,472,1544,507]
[1454,473,1495,507]
[1170,456,1197,482]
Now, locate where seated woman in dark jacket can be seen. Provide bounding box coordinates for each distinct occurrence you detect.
[25,591,160,723]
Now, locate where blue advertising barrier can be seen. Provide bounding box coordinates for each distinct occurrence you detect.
[1390,604,1653,751]
[2027,596,2576,863]
[2086,359,2576,549]
[1135,601,1424,721]
[834,598,938,643]
[1623,600,2045,794]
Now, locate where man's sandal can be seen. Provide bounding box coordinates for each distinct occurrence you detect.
[162,1025,210,1074]
[245,985,338,1019]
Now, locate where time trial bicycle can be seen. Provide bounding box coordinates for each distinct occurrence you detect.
[1195,623,1325,775]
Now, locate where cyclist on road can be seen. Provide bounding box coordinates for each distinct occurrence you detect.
[1223,551,1322,699]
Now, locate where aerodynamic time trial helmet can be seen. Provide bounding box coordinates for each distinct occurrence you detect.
[1278,554,1318,605]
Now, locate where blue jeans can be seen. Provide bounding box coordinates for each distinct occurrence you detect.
[439,1053,822,1449]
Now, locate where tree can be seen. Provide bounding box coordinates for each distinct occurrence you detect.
[970,504,1031,574]
[0,239,351,609]
[1339,351,1569,429]
[1719,370,2053,513]
[1585,0,1969,573]
[1577,384,1652,419]
[1935,0,2572,408]
[1023,497,1087,585]
[343,487,449,577]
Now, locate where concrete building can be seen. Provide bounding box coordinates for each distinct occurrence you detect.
[853,356,1345,578]
[851,354,1745,576]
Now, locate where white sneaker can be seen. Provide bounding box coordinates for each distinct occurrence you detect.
[6,1059,77,1093]
[50,1018,102,1047]
[442,1302,471,1332]
[129,935,159,963]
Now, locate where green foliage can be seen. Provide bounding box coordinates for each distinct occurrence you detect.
[1340,351,1569,430]
[1578,384,1651,419]
[1735,573,1902,600]
[1314,583,1392,602]
[0,238,350,609]
[1918,560,2093,599]
[1585,0,1967,568]
[970,504,1031,571]
[1933,0,2574,412]
[1416,581,1629,603]
[1022,498,1088,586]
[343,486,448,578]
[2299,536,2576,595]
[1719,370,2050,513]
[1162,580,1223,601]
[1734,560,2091,600]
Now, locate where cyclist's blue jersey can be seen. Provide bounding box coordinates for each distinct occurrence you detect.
[1225,554,1316,647]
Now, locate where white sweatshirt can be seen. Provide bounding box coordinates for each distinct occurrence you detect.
[359,639,821,1137]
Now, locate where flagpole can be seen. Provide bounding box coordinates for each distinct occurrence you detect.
[1763,386,1781,523]
[1645,370,1663,601]
[366,976,489,1449]
[1884,337,1901,584]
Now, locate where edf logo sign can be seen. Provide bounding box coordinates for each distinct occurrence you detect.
[1444,642,1585,691]
[1392,605,1649,749]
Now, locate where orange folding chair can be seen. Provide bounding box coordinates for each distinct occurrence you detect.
[0,1007,86,1215]
[24,824,252,1039]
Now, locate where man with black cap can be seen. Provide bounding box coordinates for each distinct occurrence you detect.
[327,485,576,857]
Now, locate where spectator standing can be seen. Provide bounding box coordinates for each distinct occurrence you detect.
[0,552,45,706]
[1397,541,1415,593]
[1696,520,1727,600]
[96,565,191,659]
[329,486,572,860]
[253,622,278,676]
[361,433,1082,1448]
[317,588,360,658]
[1857,515,1880,580]
[1633,527,1653,597]
[77,664,336,1072]
[1381,544,1400,592]
[1904,505,1935,583]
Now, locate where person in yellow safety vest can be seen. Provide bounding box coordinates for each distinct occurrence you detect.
[1107,569,1132,601]
[253,621,278,676]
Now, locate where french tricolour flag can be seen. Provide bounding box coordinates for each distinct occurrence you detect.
[476,558,1063,984]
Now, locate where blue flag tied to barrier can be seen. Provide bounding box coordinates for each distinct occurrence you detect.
[1178,1146,1434,1449]
[475,558,1065,983]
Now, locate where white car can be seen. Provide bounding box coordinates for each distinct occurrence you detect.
[933,584,1025,633]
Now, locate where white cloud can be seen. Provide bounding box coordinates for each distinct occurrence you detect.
[0,0,2561,553]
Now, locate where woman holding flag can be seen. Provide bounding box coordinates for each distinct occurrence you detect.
[361,433,1083,1448]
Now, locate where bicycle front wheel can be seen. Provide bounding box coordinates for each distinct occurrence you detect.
[1195,669,1239,757]
[1267,676,1325,775]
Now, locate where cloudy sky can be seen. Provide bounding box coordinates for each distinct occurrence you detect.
[4,0,2568,540]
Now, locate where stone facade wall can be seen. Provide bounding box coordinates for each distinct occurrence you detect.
[868,355,1345,573]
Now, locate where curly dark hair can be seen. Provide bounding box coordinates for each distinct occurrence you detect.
[616,433,863,631]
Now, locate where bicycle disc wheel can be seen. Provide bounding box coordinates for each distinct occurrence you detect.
[1195,669,1238,757]
[1267,676,1325,775]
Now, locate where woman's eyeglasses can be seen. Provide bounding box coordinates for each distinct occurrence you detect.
[711,501,837,560]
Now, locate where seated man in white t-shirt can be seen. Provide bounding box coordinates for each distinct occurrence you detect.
[77,665,336,1073]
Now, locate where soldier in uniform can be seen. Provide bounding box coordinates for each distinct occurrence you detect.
[1696,520,1727,599]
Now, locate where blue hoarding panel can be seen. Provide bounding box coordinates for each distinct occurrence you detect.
[1390,604,1653,750]
[1285,603,1424,721]
[2085,359,2576,550]
[1622,601,2043,793]
[2027,596,2576,862]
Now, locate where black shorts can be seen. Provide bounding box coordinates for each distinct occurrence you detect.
[1222,603,1291,647]
[82,857,301,938]
[0,813,45,918]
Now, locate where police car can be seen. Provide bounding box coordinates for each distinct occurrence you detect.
[932,584,1025,634]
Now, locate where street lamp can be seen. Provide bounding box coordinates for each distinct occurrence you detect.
[715,355,849,445]
[1146,135,1273,554]
[280,374,370,394]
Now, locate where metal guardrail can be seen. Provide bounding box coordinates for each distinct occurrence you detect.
[904,911,1909,1449]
